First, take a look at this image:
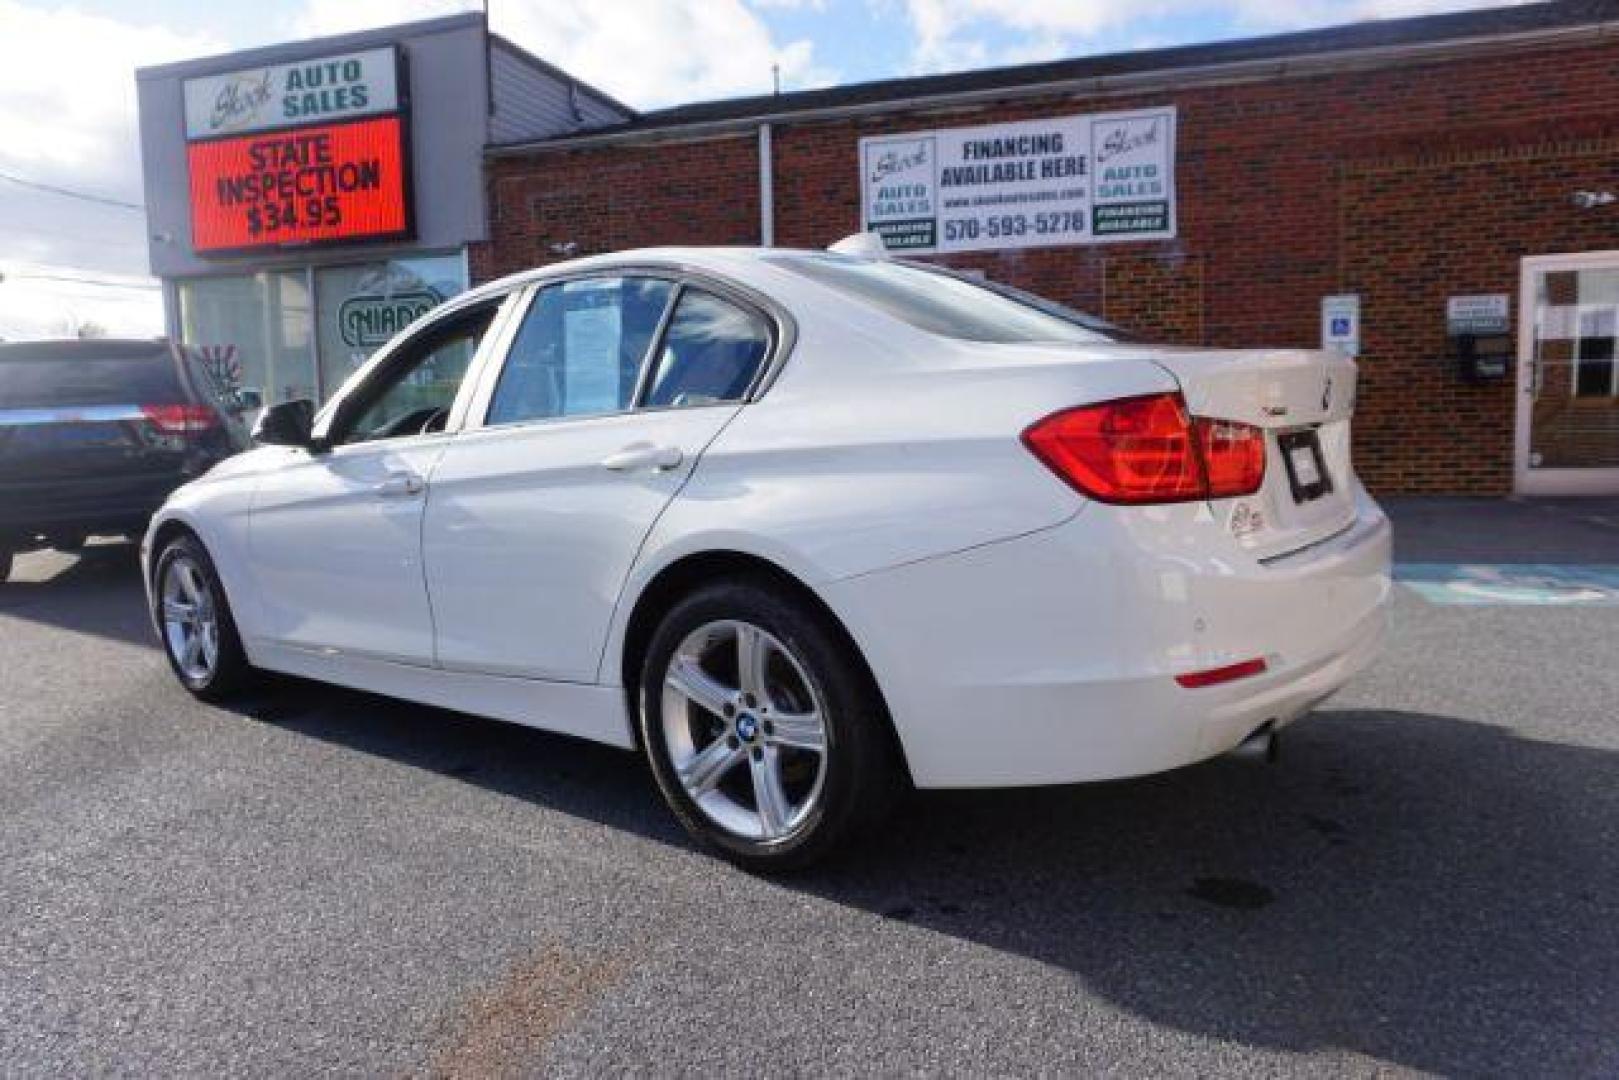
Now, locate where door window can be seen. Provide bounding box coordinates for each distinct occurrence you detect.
[336,306,497,445]
[642,289,772,409]
[177,271,314,409]
[486,277,675,426]
[1525,264,1619,473]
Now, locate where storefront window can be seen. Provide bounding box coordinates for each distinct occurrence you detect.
[314,253,467,399]
[177,271,315,410]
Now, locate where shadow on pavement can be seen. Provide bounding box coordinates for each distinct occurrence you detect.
[0,543,154,649]
[232,681,1619,1076]
[1384,495,1619,564]
[5,499,1615,1072]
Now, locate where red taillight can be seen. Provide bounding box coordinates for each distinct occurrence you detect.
[1175,657,1268,689]
[141,403,219,434]
[1197,417,1266,498]
[1021,393,1204,504]
[1021,392,1265,504]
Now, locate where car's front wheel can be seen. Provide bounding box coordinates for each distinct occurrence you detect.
[639,579,897,871]
[153,534,253,701]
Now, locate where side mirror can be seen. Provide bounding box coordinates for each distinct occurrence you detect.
[252,398,317,448]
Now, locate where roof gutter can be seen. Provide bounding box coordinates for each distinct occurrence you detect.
[488,21,1617,156]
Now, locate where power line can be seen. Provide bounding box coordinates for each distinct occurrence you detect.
[2,271,160,291]
[0,170,144,212]
[2,220,149,250]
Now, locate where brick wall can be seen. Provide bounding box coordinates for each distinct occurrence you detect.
[475,39,1619,494]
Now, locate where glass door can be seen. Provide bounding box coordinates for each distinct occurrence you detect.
[1517,254,1619,495]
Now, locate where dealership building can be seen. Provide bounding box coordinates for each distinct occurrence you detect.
[138,2,1619,495]
[135,13,627,410]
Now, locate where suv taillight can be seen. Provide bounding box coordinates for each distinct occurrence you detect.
[1021,392,1265,504]
[141,403,219,435]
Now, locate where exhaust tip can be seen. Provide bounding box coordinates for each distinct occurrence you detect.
[1231,721,1279,764]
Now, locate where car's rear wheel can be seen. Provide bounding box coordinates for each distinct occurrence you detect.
[639,579,897,871]
[153,534,253,701]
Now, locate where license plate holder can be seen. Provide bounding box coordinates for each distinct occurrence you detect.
[1278,428,1333,504]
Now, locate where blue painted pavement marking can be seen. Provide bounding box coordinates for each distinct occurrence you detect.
[1396,563,1619,606]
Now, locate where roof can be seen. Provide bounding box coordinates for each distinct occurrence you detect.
[492,0,1619,150]
[134,11,632,123]
[137,11,485,81]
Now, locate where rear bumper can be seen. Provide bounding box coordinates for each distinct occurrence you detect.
[0,478,182,546]
[822,486,1392,788]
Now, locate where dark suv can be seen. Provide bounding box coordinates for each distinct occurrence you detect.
[0,339,250,582]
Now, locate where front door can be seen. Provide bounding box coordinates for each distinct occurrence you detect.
[1517,253,1619,495]
[248,302,502,664]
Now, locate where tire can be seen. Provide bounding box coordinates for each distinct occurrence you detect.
[0,550,11,584]
[152,533,254,701]
[638,578,898,872]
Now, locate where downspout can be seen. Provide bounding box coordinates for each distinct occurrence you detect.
[758,122,774,247]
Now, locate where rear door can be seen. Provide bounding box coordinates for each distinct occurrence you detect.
[1148,347,1361,558]
[0,345,198,534]
[424,275,778,682]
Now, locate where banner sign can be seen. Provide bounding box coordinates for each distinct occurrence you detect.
[186,115,410,252]
[859,107,1176,253]
[183,46,399,140]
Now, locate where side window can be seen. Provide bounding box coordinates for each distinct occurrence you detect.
[643,290,771,409]
[486,277,675,426]
[338,306,496,445]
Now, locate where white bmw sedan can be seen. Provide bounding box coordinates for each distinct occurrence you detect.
[144,242,1391,870]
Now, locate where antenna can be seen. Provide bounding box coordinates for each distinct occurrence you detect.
[772,63,780,95]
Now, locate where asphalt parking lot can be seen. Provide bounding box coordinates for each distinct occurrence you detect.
[2,498,1616,1076]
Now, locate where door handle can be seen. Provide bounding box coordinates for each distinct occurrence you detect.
[601,442,683,473]
[376,471,424,497]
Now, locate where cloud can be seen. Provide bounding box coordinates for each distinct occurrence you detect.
[294,0,837,107]
[0,2,225,339]
[896,0,1532,73]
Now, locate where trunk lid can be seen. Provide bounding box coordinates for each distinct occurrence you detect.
[1146,347,1360,559]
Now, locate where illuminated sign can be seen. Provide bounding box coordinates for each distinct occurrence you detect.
[186,115,411,252]
[182,46,399,139]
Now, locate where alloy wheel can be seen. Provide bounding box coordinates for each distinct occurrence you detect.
[161,555,219,683]
[660,619,829,843]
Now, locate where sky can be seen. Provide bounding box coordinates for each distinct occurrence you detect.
[0,0,1533,340]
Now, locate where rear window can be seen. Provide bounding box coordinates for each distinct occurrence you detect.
[769,253,1120,345]
[0,355,185,408]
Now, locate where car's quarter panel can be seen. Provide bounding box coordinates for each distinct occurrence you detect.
[819,485,1391,788]
[638,344,1178,583]
[247,439,450,665]
[423,407,740,684]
